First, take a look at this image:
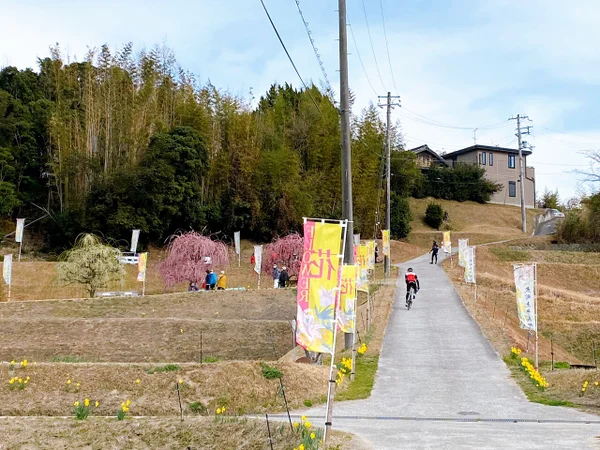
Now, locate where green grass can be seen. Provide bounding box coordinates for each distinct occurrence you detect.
[554,361,571,369]
[146,363,180,374]
[490,247,530,262]
[335,356,379,401]
[503,356,574,408]
[202,356,221,363]
[50,355,88,363]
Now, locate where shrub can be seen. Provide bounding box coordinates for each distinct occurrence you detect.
[424,202,444,229]
[189,401,208,415]
[260,362,283,380]
[390,193,412,239]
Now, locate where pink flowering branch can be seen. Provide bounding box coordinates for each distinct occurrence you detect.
[263,233,303,277]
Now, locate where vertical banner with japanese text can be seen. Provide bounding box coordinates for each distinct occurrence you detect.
[514,264,537,331]
[458,239,469,267]
[442,231,451,254]
[15,219,24,243]
[137,252,148,282]
[338,265,358,333]
[353,234,361,246]
[382,230,390,257]
[367,241,375,270]
[130,229,140,253]
[296,220,344,354]
[253,245,263,274]
[356,244,369,292]
[234,231,241,255]
[3,254,12,285]
[464,246,476,284]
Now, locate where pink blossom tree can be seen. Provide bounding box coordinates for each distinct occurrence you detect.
[263,233,303,277]
[159,232,229,287]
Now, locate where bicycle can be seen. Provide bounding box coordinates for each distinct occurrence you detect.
[407,286,416,310]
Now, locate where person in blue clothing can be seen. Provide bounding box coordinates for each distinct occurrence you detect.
[208,269,218,290]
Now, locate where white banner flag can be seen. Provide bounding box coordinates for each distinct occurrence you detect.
[130,229,140,253]
[442,231,451,254]
[15,219,25,243]
[464,246,476,284]
[253,245,263,274]
[234,231,241,255]
[353,234,361,246]
[3,254,12,285]
[514,264,537,331]
[458,239,469,267]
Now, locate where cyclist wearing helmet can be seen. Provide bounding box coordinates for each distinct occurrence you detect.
[405,267,420,306]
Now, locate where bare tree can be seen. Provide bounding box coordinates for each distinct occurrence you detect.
[576,150,600,184]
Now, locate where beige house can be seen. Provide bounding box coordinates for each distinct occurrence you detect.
[410,145,450,169]
[442,145,536,208]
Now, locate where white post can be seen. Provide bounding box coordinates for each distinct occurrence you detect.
[258,272,261,290]
[18,241,22,262]
[534,263,539,368]
[367,291,371,332]
[350,296,358,381]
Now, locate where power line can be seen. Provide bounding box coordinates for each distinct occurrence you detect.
[348,22,378,96]
[378,0,398,94]
[293,0,334,99]
[259,0,321,113]
[400,107,511,131]
[361,0,387,91]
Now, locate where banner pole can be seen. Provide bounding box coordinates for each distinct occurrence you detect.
[18,241,22,262]
[351,296,357,382]
[535,263,539,368]
[367,291,371,332]
[323,219,347,445]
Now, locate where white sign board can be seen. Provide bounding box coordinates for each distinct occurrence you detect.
[234,231,241,255]
[15,219,25,243]
[3,254,12,285]
[514,264,537,331]
[254,245,263,274]
[464,246,476,284]
[458,239,469,267]
[130,229,140,253]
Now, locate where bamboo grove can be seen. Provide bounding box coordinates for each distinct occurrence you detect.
[0,43,417,248]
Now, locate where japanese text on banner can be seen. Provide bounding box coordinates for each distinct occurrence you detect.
[442,231,451,254]
[356,244,369,292]
[338,265,358,333]
[458,239,469,267]
[382,230,390,257]
[15,219,24,243]
[234,231,241,255]
[253,245,263,274]
[130,229,140,253]
[296,221,343,354]
[514,264,536,331]
[464,246,476,284]
[3,254,12,285]
[367,241,375,270]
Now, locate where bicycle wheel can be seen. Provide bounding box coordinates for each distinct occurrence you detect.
[407,287,414,310]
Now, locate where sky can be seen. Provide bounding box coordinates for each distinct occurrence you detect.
[1,0,599,201]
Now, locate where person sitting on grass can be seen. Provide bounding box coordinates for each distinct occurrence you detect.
[217,271,227,290]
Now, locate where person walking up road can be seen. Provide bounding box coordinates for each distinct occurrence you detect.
[430,241,439,264]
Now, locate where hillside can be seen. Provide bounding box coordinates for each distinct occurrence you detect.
[407,197,540,248]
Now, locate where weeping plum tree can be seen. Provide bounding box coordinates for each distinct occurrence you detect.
[57,234,125,298]
[263,233,303,277]
[159,232,229,287]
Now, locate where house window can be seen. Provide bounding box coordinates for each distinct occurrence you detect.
[480,152,486,165]
[508,154,516,169]
[489,153,493,166]
[509,181,516,197]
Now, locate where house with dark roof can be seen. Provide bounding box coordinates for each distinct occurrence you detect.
[442,145,536,208]
[409,145,450,169]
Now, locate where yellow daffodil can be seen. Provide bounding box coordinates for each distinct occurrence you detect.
[310,432,316,439]
[178,379,183,384]
[222,407,226,413]
[304,421,311,428]
[298,445,305,450]
[8,379,14,384]
[95,401,100,407]
[595,381,599,386]
[21,360,28,367]
[84,399,90,407]
[216,408,222,415]
[76,383,80,387]
[126,399,131,406]
[17,378,22,383]
[293,422,299,428]
[74,401,80,407]
[66,380,71,384]
[135,379,141,384]
[301,415,307,422]
[180,328,184,334]
[10,360,15,365]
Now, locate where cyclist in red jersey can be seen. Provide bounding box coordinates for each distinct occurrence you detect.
[405,267,420,306]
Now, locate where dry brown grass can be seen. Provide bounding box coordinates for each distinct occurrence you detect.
[0,361,328,416]
[545,369,600,411]
[0,416,362,449]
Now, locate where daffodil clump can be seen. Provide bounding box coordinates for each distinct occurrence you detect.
[117,399,131,421]
[8,376,30,390]
[580,380,600,396]
[65,379,81,393]
[510,347,522,359]
[520,357,549,390]
[357,343,367,356]
[8,359,31,373]
[292,415,322,450]
[73,398,98,420]
[335,357,353,386]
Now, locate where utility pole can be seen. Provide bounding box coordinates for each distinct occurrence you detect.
[378,92,400,278]
[339,0,355,357]
[509,114,532,233]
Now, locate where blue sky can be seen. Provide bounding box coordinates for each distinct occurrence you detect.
[1,0,599,200]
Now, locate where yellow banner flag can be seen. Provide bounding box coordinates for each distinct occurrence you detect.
[296,221,344,354]
[137,252,148,282]
[442,231,451,254]
[382,230,390,256]
[338,265,358,333]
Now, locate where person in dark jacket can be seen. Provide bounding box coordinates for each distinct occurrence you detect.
[204,270,211,290]
[279,266,290,288]
[272,265,281,289]
[208,270,218,290]
[430,241,439,264]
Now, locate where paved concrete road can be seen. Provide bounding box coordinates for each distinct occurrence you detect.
[287,253,600,449]
[534,217,562,236]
